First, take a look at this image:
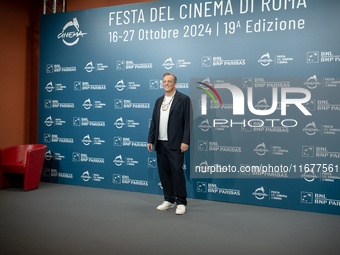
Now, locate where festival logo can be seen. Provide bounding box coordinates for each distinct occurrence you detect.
[84,61,95,72]
[301,169,317,182]
[303,122,320,135]
[82,99,92,110]
[45,82,54,92]
[45,150,53,161]
[114,117,125,129]
[162,57,175,69]
[81,171,91,182]
[82,135,92,146]
[252,187,269,200]
[258,53,274,66]
[198,119,212,132]
[254,98,271,110]
[115,80,126,91]
[304,75,322,89]
[84,61,108,72]
[254,143,269,156]
[57,17,87,46]
[44,116,54,126]
[113,155,125,166]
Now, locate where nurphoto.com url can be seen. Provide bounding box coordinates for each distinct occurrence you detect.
[194,163,339,175]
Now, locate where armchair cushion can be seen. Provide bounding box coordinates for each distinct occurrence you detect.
[1,163,26,174]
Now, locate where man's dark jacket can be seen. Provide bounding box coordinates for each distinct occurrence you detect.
[148,91,191,151]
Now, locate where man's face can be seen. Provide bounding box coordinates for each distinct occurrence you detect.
[163,75,176,94]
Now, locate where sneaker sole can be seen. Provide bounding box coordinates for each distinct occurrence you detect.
[157,205,175,211]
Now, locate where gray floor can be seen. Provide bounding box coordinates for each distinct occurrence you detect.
[0,182,339,255]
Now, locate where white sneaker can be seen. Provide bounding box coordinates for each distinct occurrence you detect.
[157,201,175,211]
[175,204,186,215]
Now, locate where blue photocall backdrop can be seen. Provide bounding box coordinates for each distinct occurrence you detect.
[38,0,340,215]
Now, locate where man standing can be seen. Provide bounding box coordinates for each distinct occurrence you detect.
[147,72,191,215]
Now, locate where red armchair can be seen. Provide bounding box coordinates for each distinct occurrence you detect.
[0,144,47,191]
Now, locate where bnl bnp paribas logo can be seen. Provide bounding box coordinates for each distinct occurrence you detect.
[197,78,312,128]
[57,17,87,46]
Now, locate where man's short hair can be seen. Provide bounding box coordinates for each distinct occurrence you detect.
[163,72,177,84]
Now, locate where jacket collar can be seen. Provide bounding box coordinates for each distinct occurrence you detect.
[169,90,180,115]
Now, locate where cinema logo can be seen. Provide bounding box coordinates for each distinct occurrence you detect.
[252,187,287,201]
[114,117,125,129]
[253,143,269,156]
[198,119,213,131]
[113,155,138,167]
[252,187,269,200]
[258,53,274,66]
[113,155,125,166]
[57,17,87,46]
[45,82,66,92]
[115,80,126,91]
[253,143,288,156]
[81,171,104,182]
[44,116,54,126]
[301,170,317,182]
[82,98,106,110]
[304,75,322,89]
[81,135,105,146]
[162,57,176,69]
[44,116,65,126]
[45,150,53,161]
[115,79,141,91]
[84,61,108,72]
[302,122,320,135]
